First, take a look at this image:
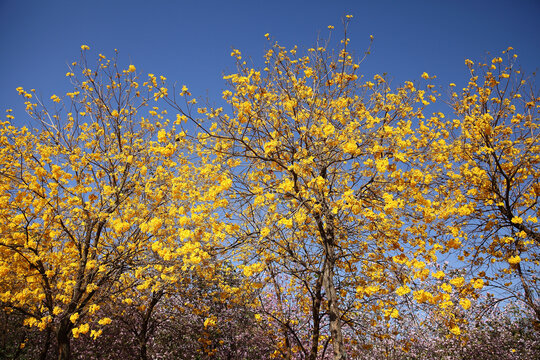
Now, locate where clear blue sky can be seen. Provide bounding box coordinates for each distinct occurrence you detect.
[2,0,539,126]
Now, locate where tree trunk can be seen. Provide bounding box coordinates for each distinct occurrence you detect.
[308,271,323,360]
[315,208,346,360]
[322,254,346,360]
[39,325,52,360]
[314,202,347,360]
[139,290,163,360]
[56,318,72,360]
[516,262,540,321]
[139,314,149,360]
[140,341,148,360]
[268,265,292,360]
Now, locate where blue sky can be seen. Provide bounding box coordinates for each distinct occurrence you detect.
[2,0,539,126]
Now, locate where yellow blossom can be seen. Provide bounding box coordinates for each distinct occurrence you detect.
[471,278,484,289]
[204,316,216,328]
[343,141,358,154]
[413,290,433,303]
[79,323,89,334]
[449,324,461,335]
[432,270,445,279]
[158,129,167,143]
[449,277,465,287]
[91,329,103,340]
[98,317,112,325]
[440,283,452,293]
[459,298,471,310]
[322,123,335,136]
[70,313,79,324]
[396,285,411,296]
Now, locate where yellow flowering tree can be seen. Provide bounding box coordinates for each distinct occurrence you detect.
[444,49,540,320]
[0,49,227,360]
[169,22,471,359]
[3,26,535,360]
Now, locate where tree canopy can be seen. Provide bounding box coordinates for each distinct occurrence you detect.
[1,23,539,360]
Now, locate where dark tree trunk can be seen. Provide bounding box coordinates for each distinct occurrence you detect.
[308,271,323,360]
[322,252,346,360]
[39,326,52,360]
[138,290,163,360]
[56,318,72,360]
